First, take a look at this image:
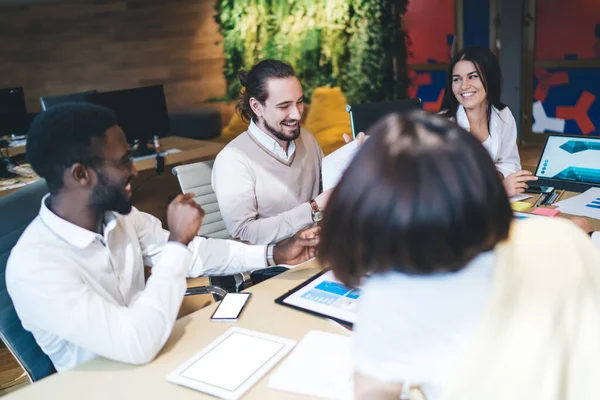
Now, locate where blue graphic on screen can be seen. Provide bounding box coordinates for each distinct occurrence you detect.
[301,280,360,306]
[586,197,600,210]
[536,137,600,184]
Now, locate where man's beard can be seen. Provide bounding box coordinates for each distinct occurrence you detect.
[263,119,301,142]
[91,171,133,215]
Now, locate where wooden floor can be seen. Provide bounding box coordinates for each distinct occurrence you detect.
[0,140,545,397]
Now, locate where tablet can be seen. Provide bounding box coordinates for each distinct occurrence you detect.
[167,327,296,399]
[275,269,359,327]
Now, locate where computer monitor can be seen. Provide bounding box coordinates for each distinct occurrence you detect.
[533,134,600,192]
[0,87,28,136]
[40,89,99,111]
[85,85,170,156]
[346,98,422,138]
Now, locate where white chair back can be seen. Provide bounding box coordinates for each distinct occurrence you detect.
[172,160,229,239]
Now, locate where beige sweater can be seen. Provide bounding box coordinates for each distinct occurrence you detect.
[212,129,323,245]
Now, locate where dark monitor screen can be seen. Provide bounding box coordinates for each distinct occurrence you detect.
[85,85,170,143]
[0,87,28,135]
[347,98,422,137]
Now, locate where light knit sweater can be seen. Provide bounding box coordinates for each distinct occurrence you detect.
[212,129,323,245]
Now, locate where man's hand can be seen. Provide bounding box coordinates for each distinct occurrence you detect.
[167,193,205,246]
[569,216,594,235]
[273,226,320,266]
[503,170,537,197]
[314,188,333,210]
[342,131,366,146]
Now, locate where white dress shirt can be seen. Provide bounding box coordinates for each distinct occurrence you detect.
[248,119,296,162]
[456,105,522,177]
[354,251,495,399]
[6,196,266,371]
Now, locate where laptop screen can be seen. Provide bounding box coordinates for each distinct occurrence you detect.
[536,135,600,184]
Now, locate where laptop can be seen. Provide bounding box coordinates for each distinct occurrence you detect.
[346,98,422,138]
[533,134,600,193]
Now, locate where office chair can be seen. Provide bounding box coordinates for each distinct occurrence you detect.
[346,98,422,138]
[0,179,56,382]
[0,180,225,383]
[39,90,98,111]
[172,161,251,294]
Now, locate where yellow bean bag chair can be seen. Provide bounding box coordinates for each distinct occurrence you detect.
[304,86,352,155]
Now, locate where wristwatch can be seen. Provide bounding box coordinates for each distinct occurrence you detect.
[309,199,323,222]
[266,244,277,267]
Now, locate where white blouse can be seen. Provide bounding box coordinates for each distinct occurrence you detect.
[456,105,522,177]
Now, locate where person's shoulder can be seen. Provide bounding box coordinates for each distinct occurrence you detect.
[222,130,252,150]
[299,128,318,143]
[215,131,252,163]
[6,217,67,279]
[298,128,323,153]
[494,105,516,123]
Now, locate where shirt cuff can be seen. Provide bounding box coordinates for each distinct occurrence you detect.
[152,242,193,279]
[245,245,268,269]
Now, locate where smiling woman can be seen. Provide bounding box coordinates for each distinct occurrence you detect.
[440,46,537,197]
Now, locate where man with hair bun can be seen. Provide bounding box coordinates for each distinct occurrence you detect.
[212,59,331,247]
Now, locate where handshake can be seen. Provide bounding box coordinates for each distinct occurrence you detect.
[166,193,320,266]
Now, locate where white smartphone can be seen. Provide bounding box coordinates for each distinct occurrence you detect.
[211,293,251,322]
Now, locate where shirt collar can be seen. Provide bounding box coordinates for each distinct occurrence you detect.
[456,105,500,131]
[39,194,119,249]
[248,119,296,161]
[456,105,470,131]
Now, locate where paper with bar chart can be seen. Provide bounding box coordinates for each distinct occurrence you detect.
[555,187,600,219]
[279,270,359,325]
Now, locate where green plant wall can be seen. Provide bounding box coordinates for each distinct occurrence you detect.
[215,0,409,104]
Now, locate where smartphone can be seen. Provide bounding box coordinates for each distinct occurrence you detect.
[210,293,251,322]
[524,185,554,194]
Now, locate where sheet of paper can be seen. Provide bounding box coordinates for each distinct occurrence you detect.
[554,187,600,219]
[509,193,533,203]
[269,330,353,400]
[0,182,27,191]
[322,141,359,191]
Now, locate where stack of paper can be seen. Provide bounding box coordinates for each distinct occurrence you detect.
[554,187,600,219]
[509,193,533,203]
[268,330,353,400]
[322,141,360,191]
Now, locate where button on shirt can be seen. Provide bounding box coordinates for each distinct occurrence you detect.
[6,195,266,371]
[248,119,296,162]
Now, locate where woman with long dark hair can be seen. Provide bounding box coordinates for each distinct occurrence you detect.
[440,46,537,196]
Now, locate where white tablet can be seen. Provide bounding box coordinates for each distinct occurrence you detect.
[167,327,296,399]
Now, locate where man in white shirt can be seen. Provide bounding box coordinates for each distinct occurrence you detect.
[6,103,319,371]
[212,60,331,245]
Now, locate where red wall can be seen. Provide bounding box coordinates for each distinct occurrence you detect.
[405,0,455,64]
[535,0,600,60]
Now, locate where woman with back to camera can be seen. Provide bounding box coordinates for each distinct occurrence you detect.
[440,46,536,196]
[318,111,600,400]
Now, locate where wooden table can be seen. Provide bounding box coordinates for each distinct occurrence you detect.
[0,137,225,199]
[6,260,350,399]
[522,191,600,231]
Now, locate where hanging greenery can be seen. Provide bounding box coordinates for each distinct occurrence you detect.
[214,0,410,104]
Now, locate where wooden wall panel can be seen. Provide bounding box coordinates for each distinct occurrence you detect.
[0,0,227,113]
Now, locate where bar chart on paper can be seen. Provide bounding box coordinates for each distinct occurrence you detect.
[586,197,600,209]
[555,188,600,219]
